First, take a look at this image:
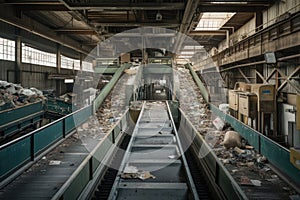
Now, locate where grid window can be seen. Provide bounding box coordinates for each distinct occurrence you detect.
[82,61,94,72]
[22,44,56,67]
[0,37,15,61]
[61,55,80,70]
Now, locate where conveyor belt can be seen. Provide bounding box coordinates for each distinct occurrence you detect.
[100,101,200,200]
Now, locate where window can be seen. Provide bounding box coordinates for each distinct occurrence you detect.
[195,12,235,31]
[22,44,56,67]
[82,61,94,72]
[61,55,80,70]
[0,37,15,61]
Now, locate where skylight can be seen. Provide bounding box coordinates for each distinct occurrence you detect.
[195,12,235,31]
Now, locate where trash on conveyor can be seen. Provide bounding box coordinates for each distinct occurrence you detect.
[290,194,300,200]
[59,93,77,103]
[120,165,156,180]
[220,131,242,149]
[124,66,139,75]
[175,65,299,198]
[213,117,225,131]
[49,160,61,165]
[219,103,229,114]
[0,80,44,110]
[240,176,262,186]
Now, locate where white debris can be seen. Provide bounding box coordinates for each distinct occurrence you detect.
[49,160,61,165]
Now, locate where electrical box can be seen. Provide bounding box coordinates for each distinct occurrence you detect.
[228,90,240,111]
[238,92,257,117]
[251,84,275,112]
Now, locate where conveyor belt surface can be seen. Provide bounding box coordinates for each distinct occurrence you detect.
[108,101,199,200]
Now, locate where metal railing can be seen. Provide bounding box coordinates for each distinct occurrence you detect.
[52,109,130,200]
[0,105,92,186]
[179,109,248,200]
[210,104,300,188]
[0,64,129,188]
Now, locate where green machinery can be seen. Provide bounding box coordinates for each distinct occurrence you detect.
[0,64,130,184]
[0,101,44,138]
[187,64,300,188]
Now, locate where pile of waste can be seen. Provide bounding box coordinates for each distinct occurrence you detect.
[175,65,298,197]
[0,80,44,110]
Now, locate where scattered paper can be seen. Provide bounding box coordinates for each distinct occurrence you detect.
[49,160,61,165]
[250,180,261,187]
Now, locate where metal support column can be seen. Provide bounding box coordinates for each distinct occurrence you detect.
[56,44,62,96]
[15,28,22,84]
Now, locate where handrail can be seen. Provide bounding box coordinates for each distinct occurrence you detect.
[197,11,300,68]
[185,63,210,102]
[52,108,129,200]
[187,65,300,188]
[210,104,300,188]
[93,63,131,112]
[0,105,91,150]
[179,108,248,200]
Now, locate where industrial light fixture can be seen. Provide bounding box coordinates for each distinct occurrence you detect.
[156,11,162,21]
[264,52,276,64]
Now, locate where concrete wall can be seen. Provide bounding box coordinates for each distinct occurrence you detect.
[218,1,300,52]
[263,0,300,28]
[218,18,256,51]
[0,60,75,94]
[0,60,15,82]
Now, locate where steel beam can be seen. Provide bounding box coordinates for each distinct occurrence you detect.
[0,5,90,55]
[90,21,180,28]
[61,2,185,11]
[59,0,101,40]
[197,5,269,12]
[4,1,63,5]
[174,0,199,52]
[16,5,68,11]
[238,68,250,83]
[189,30,227,36]
[55,29,97,35]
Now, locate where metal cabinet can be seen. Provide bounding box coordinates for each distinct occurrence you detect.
[228,90,239,111]
[238,92,257,118]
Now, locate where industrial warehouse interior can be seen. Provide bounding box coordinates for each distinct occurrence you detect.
[0,0,300,199]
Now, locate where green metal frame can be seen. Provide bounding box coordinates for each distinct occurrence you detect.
[179,109,248,200]
[0,63,129,189]
[0,101,44,137]
[187,65,300,187]
[0,105,92,182]
[93,63,131,112]
[143,64,173,74]
[210,104,300,187]
[185,63,210,103]
[94,67,119,74]
[52,110,130,200]
[45,98,76,115]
